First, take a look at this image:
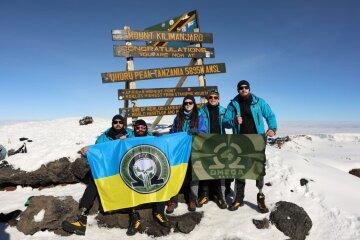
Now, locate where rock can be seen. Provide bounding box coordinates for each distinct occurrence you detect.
[70,157,90,180]
[16,196,79,236]
[79,116,93,125]
[17,195,203,237]
[96,206,203,237]
[300,178,309,186]
[349,169,360,178]
[0,157,89,189]
[170,211,203,234]
[270,201,312,240]
[252,218,270,229]
[265,182,272,187]
[267,136,291,148]
[4,186,17,191]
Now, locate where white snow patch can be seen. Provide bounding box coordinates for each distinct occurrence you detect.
[34,209,45,222]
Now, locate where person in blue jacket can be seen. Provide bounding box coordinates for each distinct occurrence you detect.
[166,95,207,213]
[62,115,133,236]
[197,89,228,209]
[225,80,277,213]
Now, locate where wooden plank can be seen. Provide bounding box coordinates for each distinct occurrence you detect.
[118,86,218,100]
[113,45,215,58]
[112,30,213,43]
[120,104,202,118]
[102,63,226,83]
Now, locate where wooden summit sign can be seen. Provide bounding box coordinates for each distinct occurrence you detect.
[119,104,202,118]
[113,45,215,58]
[112,30,213,43]
[118,86,218,100]
[102,63,226,83]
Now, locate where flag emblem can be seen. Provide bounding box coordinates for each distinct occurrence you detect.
[120,145,170,194]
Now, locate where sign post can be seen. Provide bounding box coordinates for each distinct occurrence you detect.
[100,10,226,130]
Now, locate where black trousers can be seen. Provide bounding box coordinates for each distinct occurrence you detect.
[79,171,98,212]
[199,180,223,199]
[234,177,264,202]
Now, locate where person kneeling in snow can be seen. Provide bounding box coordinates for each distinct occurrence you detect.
[62,114,132,235]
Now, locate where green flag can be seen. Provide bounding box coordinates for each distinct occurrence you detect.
[191,134,266,181]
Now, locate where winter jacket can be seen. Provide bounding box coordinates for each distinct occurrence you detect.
[199,104,229,134]
[170,112,207,134]
[224,94,277,134]
[95,127,134,144]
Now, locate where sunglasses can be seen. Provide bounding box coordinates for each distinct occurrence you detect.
[112,120,124,124]
[135,125,147,131]
[239,86,249,90]
[184,101,194,106]
[208,95,219,100]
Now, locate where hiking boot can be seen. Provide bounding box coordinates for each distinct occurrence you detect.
[153,212,170,228]
[257,193,269,213]
[197,196,209,208]
[61,215,87,236]
[228,200,244,211]
[126,211,141,236]
[166,200,178,214]
[214,196,227,209]
[187,201,196,212]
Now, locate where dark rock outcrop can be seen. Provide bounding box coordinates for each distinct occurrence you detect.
[270,201,312,240]
[0,157,89,189]
[252,218,270,229]
[300,178,309,186]
[349,169,360,178]
[267,136,291,148]
[17,195,203,237]
[16,196,79,236]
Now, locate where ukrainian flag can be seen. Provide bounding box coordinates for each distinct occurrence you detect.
[86,132,191,212]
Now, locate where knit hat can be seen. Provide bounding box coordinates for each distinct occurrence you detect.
[112,114,125,123]
[183,94,196,104]
[208,89,219,97]
[237,80,250,91]
[134,119,147,127]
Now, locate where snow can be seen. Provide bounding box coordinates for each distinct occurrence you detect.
[33,210,45,222]
[0,117,360,239]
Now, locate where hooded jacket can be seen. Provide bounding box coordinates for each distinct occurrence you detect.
[224,93,277,134]
[199,104,229,134]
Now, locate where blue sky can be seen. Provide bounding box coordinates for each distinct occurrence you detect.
[1,0,359,122]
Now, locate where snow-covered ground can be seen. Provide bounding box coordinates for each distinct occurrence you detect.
[0,117,359,239]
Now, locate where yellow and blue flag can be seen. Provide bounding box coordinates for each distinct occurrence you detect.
[86,132,191,212]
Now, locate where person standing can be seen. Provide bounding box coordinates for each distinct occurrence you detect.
[225,80,277,213]
[198,90,228,209]
[166,95,207,213]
